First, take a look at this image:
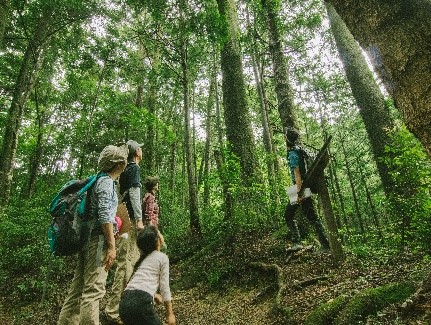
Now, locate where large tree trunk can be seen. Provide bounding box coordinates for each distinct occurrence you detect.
[326,0,431,159]
[179,21,201,236]
[325,2,396,196]
[261,0,297,130]
[0,9,52,206]
[216,0,258,183]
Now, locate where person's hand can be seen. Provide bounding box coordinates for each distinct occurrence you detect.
[103,246,116,271]
[154,293,163,304]
[167,314,176,325]
[136,219,144,231]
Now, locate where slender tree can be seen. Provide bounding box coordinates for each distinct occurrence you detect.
[245,6,277,188]
[0,6,53,205]
[0,0,10,44]
[179,1,201,236]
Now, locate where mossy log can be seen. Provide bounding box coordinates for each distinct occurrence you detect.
[334,282,415,324]
[304,282,414,325]
[304,295,349,325]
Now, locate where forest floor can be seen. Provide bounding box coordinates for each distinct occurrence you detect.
[158,230,431,325]
[3,229,431,324]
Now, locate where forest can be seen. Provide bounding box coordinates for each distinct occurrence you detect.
[1,0,431,324]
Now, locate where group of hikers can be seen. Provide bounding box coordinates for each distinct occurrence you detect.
[57,140,175,325]
[56,127,330,325]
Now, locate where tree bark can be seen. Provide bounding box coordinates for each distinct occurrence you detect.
[216,0,258,183]
[246,6,277,188]
[23,86,45,199]
[326,0,431,159]
[179,16,201,236]
[261,0,297,130]
[202,70,215,206]
[340,139,365,235]
[0,0,10,45]
[325,2,396,196]
[0,8,53,206]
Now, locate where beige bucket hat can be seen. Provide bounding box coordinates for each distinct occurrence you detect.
[98,144,128,172]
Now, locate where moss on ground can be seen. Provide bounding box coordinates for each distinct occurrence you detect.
[334,282,415,324]
[304,295,349,325]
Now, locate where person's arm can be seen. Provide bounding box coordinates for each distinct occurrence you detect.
[95,177,117,271]
[129,186,144,229]
[164,300,176,325]
[101,223,116,271]
[294,167,305,203]
[159,254,174,323]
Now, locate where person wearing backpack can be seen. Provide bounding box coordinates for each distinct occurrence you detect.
[283,127,330,251]
[104,139,145,324]
[57,144,128,325]
[119,225,176,325]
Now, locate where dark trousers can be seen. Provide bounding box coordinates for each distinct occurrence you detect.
[119,290,161,325]
[283,197,329,248]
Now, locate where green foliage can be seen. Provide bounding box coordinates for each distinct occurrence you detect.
[304,295,349,325]
[0,199,62,302]
[334,282,415,324]
[383,125,431,249]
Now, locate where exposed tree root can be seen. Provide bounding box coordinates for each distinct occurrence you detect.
[293,275,329,290]
[249,262,285,307]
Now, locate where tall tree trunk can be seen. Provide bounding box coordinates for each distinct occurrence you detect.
[326,2,396,197]
[246,6,277,187]
[23,86,45,199]
[328,154,349,233]
[0,8,52,206]
[341,139,365,235]
[0,0,10,45]
[179,20,201,236]
[131,84,144,141]
[316,172,345,264]
[261,0,297,130]
[355,155,384,242]
[327,0,431,159]
[214,149,233,222]
[202,71,215,206]
[214,53,224,155]
[144,78,157,174]
[216,0,258,184]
